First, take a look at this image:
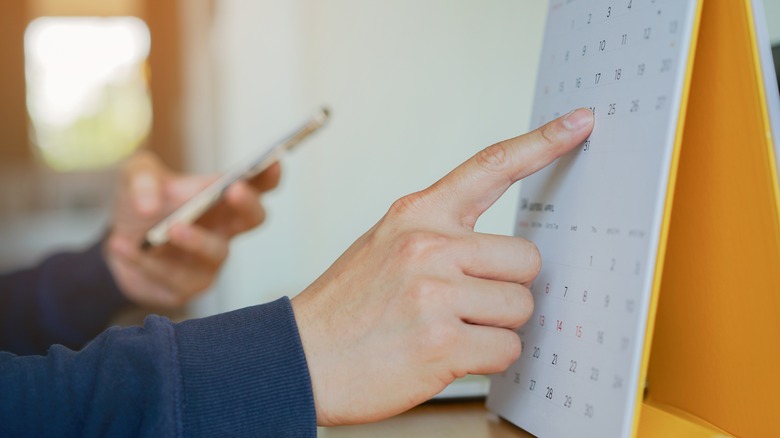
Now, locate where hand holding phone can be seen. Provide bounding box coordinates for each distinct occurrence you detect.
[142,107,330,249]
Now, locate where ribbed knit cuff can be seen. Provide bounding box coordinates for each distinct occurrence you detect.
[173,297,316,437]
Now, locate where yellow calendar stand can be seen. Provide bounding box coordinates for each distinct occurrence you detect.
[635,0,780,436]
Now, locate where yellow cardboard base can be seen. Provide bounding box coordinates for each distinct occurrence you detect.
[638,401,732,437]
[638,0,780,436]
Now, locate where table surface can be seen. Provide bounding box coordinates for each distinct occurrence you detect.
[318,399,535,438]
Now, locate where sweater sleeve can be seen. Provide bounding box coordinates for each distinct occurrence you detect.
[0,242,128,356]
[0,297,317,437]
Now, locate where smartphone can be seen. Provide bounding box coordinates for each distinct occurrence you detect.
[141,106,331,250]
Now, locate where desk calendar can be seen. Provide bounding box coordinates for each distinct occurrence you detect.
[487,1,780,437]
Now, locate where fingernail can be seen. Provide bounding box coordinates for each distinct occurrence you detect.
[562,108,594,131]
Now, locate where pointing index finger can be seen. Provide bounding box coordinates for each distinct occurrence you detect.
[430,108,594,228]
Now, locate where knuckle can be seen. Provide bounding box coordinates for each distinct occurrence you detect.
[408,277,449,308]
[475,142,510,173]
[537,122,558,150]
[397,231,448,261]
[388,192,425,218]
[419,322,459,356]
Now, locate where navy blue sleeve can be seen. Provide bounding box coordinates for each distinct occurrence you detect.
[0,297,317,437]
[0,242,129,356]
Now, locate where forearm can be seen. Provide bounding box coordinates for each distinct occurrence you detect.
[0,315,181,437]
[0,242,128,355]
[0,297,316,437]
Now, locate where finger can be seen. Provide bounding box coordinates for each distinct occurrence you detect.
[111,237,217,297]
[136,255,215,303]
[130,277,184,309]
[429,108,593,228]
[455,325,522,375]
[247,161,282,193]
[456,233,541,286]
[221,181,266,235]
[167,174,218,202]
[168,223,230,267]
[108,237,194,307]
[124,151,166,216]
[454,276,534,329]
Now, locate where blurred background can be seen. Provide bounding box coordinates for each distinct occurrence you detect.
[1,0,779,318]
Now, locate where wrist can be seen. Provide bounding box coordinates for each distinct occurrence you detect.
[290,293,334,427]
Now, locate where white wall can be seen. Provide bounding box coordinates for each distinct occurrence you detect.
[764,0,780,44]
[195,0,547,314]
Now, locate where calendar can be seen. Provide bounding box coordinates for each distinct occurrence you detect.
[487,1,699,437]
[487,0,780,436]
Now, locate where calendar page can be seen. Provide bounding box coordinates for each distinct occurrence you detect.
[487,1,699,437]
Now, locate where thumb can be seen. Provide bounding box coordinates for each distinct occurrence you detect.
[428,108,593,228]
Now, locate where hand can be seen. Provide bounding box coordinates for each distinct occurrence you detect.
[291,108,594,426]
[104,151,281,309]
